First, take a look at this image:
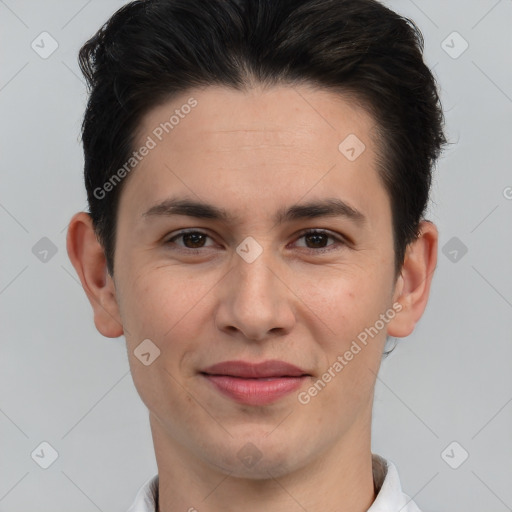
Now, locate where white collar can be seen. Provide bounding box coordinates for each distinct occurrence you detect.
[127,454,422,512]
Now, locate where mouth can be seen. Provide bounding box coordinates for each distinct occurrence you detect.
[200,360,312,405]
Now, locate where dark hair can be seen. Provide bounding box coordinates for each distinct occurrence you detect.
[78,0,448,280]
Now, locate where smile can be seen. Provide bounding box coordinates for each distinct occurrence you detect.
[200,359,311,406]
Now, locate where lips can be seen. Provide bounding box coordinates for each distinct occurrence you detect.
[201,359,309,378]
[200,360,311,406]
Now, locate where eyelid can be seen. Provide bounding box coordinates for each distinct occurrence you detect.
[291,228,348,252]
[165,228,348,252]
[293,228,348,244]
[165,228,218,248]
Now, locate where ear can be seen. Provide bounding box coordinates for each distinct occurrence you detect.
[387,220,438,338]
[66,212,124,338]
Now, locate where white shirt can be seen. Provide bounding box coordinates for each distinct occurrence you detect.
[127,454,422,512]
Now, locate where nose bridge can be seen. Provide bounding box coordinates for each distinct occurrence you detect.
[233,240,280,308]
[216,237,295,339]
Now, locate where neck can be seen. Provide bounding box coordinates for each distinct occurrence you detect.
[150,412,377,512]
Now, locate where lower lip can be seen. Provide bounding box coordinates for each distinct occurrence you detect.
[202,374,308,405]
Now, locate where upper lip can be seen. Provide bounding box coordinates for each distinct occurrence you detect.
[201,360,310,378]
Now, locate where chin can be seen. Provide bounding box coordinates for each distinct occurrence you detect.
[216,455,297,481]
[201,436,304,480]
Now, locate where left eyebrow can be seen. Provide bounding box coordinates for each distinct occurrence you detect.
[275,197,366,225]
[141,196,366,226]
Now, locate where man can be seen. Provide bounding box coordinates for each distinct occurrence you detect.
[66,0,447,510]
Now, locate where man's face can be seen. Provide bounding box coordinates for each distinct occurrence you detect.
[113,84,401,477]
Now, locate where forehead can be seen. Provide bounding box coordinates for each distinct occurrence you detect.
[140,84,377,151]
[120,84,386,224]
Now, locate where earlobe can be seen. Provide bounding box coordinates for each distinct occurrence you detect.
[387,220,438,338]
[66,212,124,338]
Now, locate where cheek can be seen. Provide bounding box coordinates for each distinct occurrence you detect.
[303,265,390,340]
[123,265,189,325]
[123,268,209,411]
[301,265,390,393]
[123,266,216,361]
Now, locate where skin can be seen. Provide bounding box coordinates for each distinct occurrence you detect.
[67,83,437,512]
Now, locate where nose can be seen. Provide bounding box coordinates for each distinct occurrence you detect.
[214,245,296,342]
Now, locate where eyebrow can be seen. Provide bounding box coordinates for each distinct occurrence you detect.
[141,196,366,226]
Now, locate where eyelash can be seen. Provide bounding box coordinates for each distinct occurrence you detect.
[164,229,347,254]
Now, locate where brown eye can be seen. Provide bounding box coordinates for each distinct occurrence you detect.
[304,232,329,248]
[294,229,345,253]
[180,232,207,248]
[165,230,215,252]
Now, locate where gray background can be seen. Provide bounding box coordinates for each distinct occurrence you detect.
[1,0,511,510]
